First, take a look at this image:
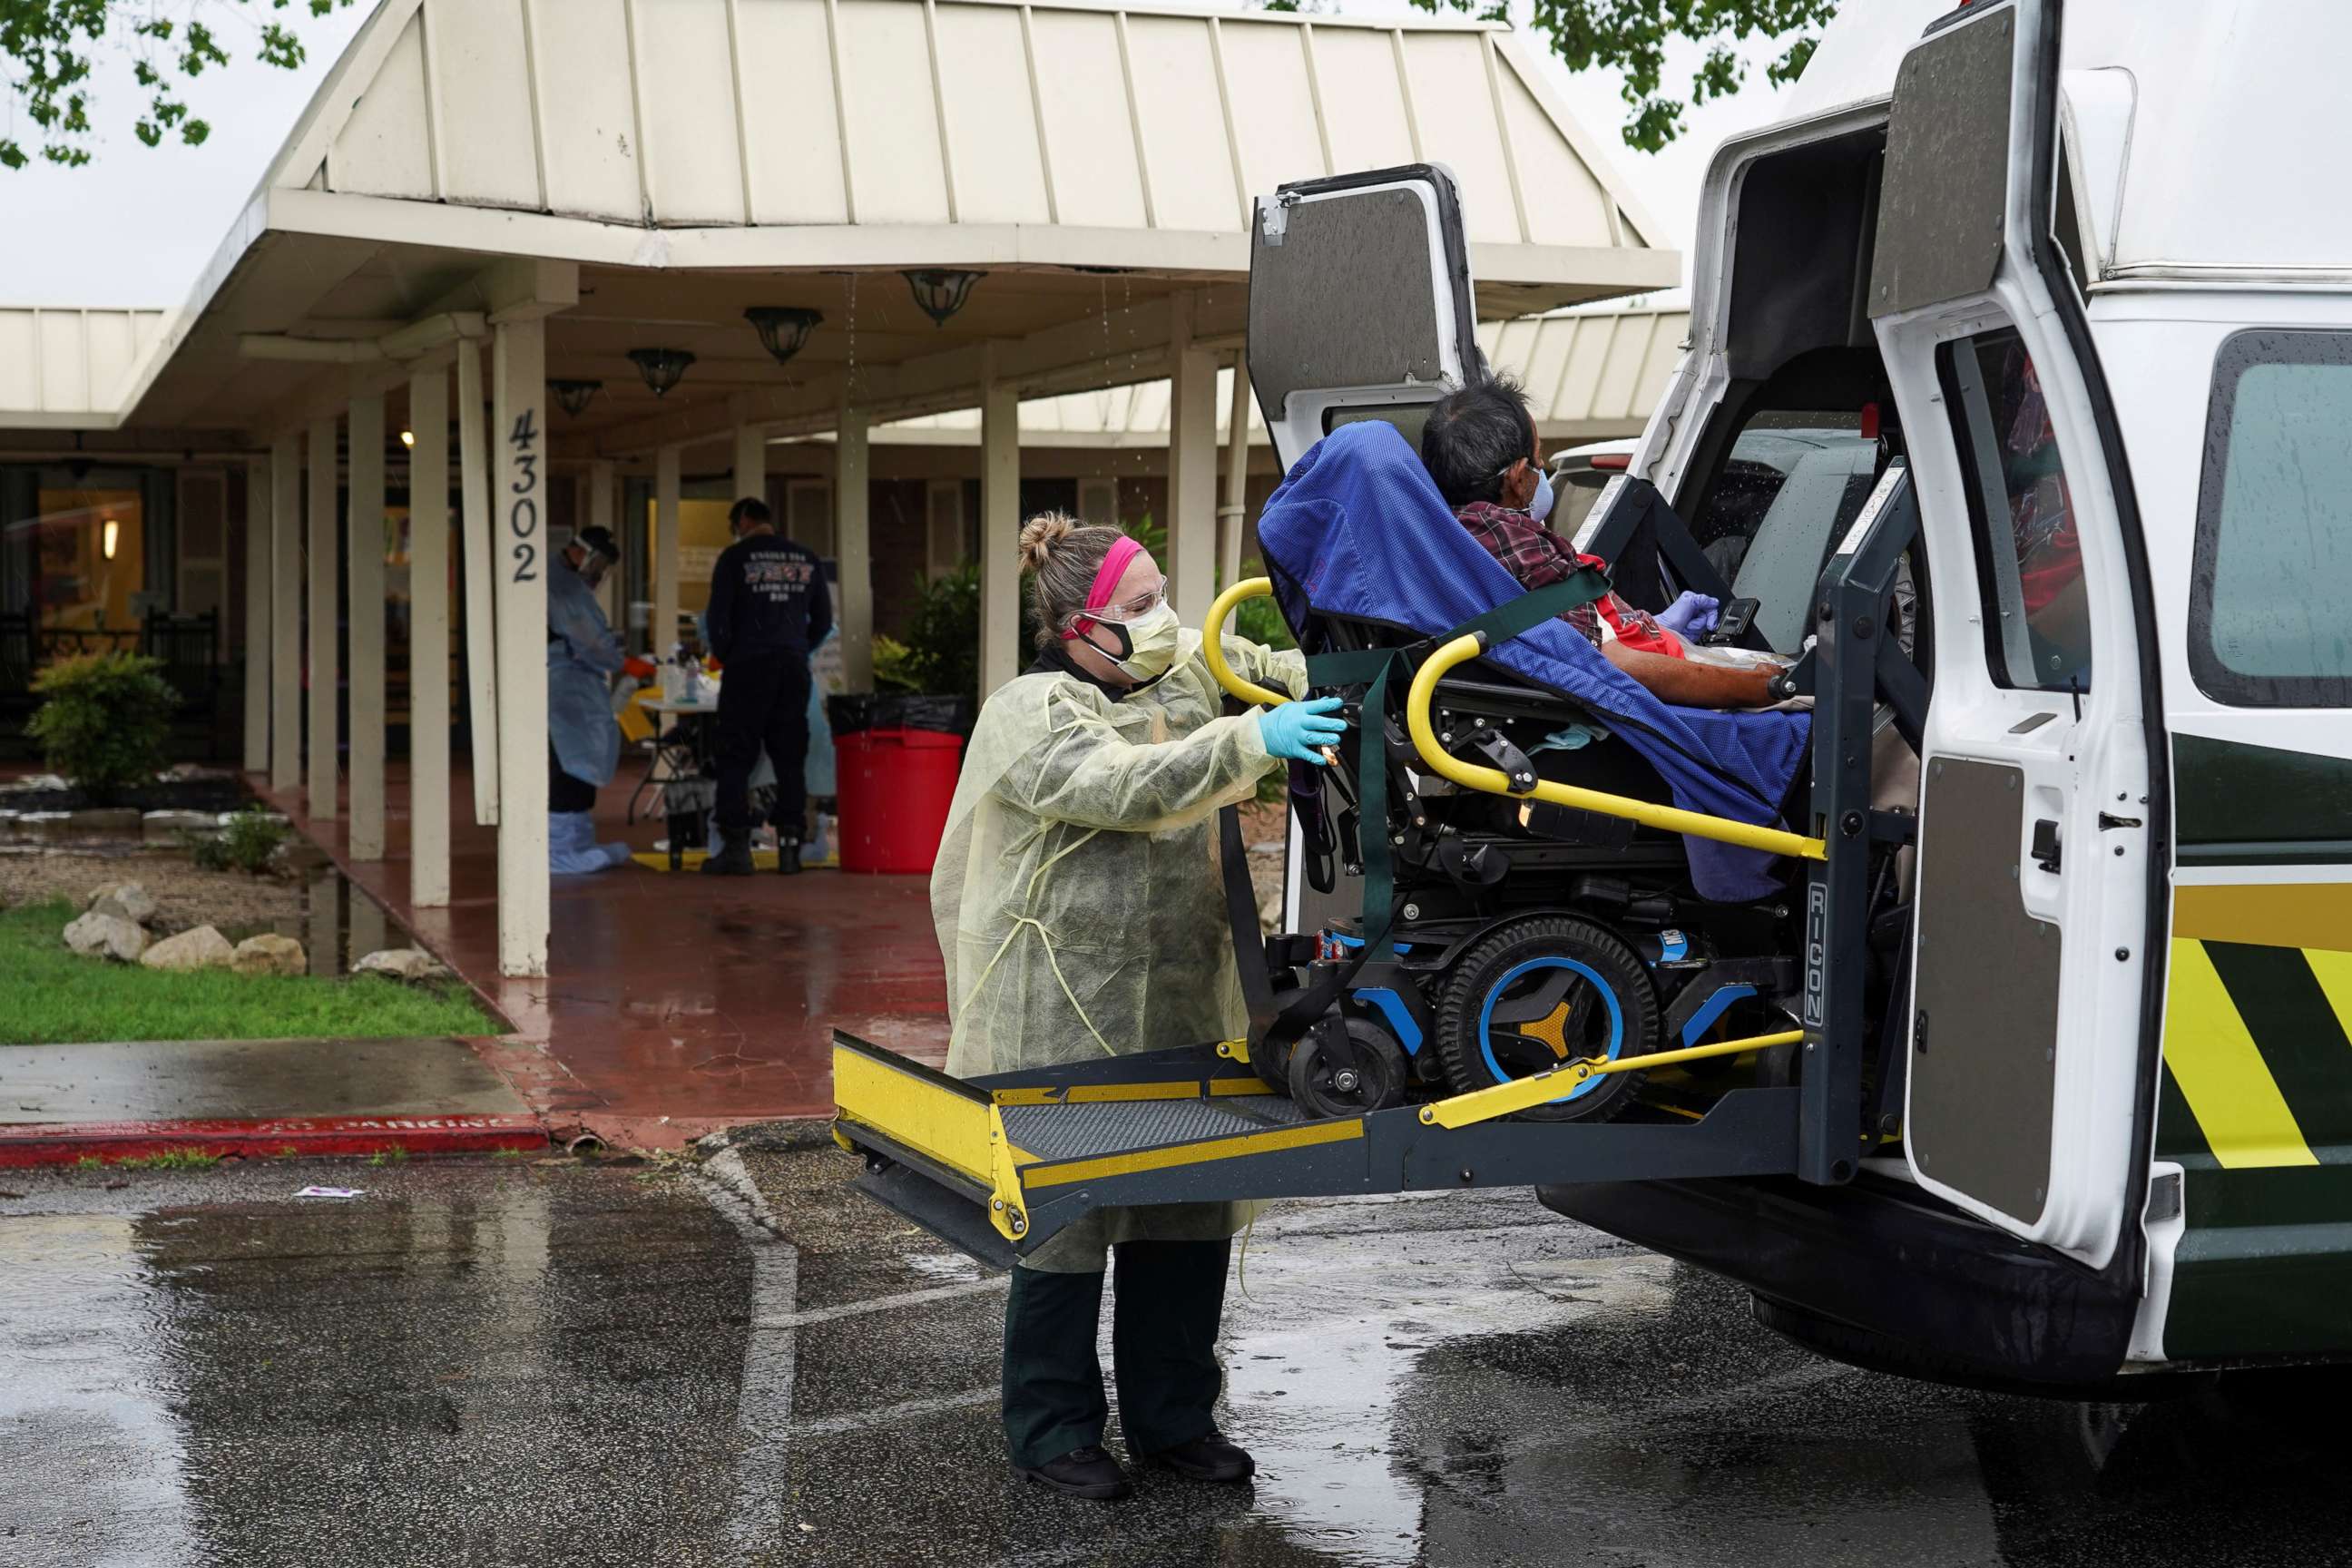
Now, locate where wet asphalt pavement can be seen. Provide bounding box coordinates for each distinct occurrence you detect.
[6,1146,2352,1568]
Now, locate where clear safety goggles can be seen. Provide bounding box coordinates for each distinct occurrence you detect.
[1084,575,1169,625]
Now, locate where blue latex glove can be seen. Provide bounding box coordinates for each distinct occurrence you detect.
[1658,591,1721,639]
[1259,696,1349,765]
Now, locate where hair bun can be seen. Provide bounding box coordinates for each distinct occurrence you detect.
[1018,511,1080,573]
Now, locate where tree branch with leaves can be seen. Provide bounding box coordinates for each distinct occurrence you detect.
[1385,0,1839,152]
[1,0,353,171]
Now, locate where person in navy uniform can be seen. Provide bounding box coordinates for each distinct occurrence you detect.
[701,496,832,876]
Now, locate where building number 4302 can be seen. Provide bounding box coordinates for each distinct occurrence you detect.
[509,407,540,583]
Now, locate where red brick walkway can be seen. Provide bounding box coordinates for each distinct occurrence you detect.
[254,760,950,1150]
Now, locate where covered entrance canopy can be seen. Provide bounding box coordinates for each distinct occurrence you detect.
[1,0,1677,977]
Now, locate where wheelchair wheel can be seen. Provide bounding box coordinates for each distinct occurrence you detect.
[1288,1017,1407,1120]
[1433,916,1659,1122]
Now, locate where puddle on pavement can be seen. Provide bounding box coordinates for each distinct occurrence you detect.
[13,1172,2352,1568]
[215,867,398,976]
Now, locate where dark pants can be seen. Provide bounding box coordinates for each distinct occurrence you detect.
[549,747,597,814]
[713,654,812,839]
[1002,1240,1230,1469]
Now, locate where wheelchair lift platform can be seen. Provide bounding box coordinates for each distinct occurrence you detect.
[831,1032,1803,1269]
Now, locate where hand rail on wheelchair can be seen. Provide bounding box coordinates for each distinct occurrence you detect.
[1201,577,1294,709]
[1406,632,1829,864]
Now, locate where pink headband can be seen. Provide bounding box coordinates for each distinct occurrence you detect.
[1059,536,1144,641]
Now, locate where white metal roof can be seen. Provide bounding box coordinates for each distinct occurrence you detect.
[1,0,1680,446]
[0,309,172,426]
[279,0,1667,266]
[873,303,1690,445]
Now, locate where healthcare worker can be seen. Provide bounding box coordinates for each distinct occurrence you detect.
[934,511,1347,1502]
[546,525,639,874]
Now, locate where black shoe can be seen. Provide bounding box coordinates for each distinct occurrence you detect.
[776,838,803,875]
[1146,1431,1255,1484]
[699,836,755,876]
[1014,1445,1132,1501]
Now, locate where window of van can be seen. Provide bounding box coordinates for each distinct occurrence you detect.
[1938,329,2092,692]
[2190,329,2352,707]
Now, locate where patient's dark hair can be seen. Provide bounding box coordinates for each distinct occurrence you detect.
[1419,376,1534,508]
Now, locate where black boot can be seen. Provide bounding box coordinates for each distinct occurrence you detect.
[1014,1445,1132,1501]
[1144,1430,1255,1483]
[776,837,803,875]
[700,834,755,876]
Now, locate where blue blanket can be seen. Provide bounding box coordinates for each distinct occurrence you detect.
[1253,421,1810,900]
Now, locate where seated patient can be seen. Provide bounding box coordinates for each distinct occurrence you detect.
[1420,378,1778,710]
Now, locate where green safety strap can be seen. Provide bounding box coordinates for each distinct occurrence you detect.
[1295,566,1612,967]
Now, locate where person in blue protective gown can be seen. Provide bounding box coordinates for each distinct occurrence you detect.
[545,525,639,875]
[931,511,1348,1501]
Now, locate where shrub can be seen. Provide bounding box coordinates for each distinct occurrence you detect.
[899,563,982,705]
[188,808,290,876]
[26,652,177,798]
[1231,556,1298,653]
[872,635,922,694]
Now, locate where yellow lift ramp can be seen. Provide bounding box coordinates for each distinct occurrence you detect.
[831,1030,1806,1269]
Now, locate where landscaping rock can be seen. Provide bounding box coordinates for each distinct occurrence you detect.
[64,909,150,962]
[83,880,161,926]
[230,933,307,977]
[1,773,70,795]
[353,947,451,982]
[141,925,236,972]
[144,808,224,845]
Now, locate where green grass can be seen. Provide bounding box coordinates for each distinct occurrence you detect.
[116,1148,221,1170]
[0,899,499,1045]
[366,1146,409,1167]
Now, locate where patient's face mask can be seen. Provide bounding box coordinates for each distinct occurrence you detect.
[1527,469,1556,524]
[1088,602,1181,682]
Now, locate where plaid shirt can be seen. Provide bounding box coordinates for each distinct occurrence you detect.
[1452,500,1673,652]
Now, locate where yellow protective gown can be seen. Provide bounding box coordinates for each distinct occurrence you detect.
[934,628,1307,1271]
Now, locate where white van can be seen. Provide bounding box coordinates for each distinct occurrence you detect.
[836,0,2352,1387]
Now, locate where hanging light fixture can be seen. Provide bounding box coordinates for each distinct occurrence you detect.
[399,429,416,448]
[550,379,603,416]
[744,306,823,368]
[627,348,696,398]
[102,518,120,561]
[902,270,983,328]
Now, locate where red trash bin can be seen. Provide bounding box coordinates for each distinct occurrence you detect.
[835,728,964,875]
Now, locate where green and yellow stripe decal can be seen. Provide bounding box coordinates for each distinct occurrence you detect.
[2158,905,2352,1171]
[2155,733,2352,1360]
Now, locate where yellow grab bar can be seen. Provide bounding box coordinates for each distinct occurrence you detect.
[1202,577,1292,708]
[1406,632,1828,863]
[1418,1028,1806,1130]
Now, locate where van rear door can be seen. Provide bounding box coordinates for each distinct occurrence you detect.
[1246,166,1478,470]
[1867,0,2162,1268]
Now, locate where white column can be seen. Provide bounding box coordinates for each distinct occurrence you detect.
[347,392,387,861]
[307,413,339,820]
[979,376,1022,695]
[242,455,270,773]
[492,317,550,978]
[1220,360,1253,591]
[408,366,452,908]
[456,341,499,827]
[731,420,767,509]
[588,459,620,627]
[1167,299,1220,628]
[836,404,873,693]
[270,436,301,793]
[654,445,681,655]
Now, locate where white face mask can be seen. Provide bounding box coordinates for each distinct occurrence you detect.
[1527,469,1556,524]
[1092,602,1181,682]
